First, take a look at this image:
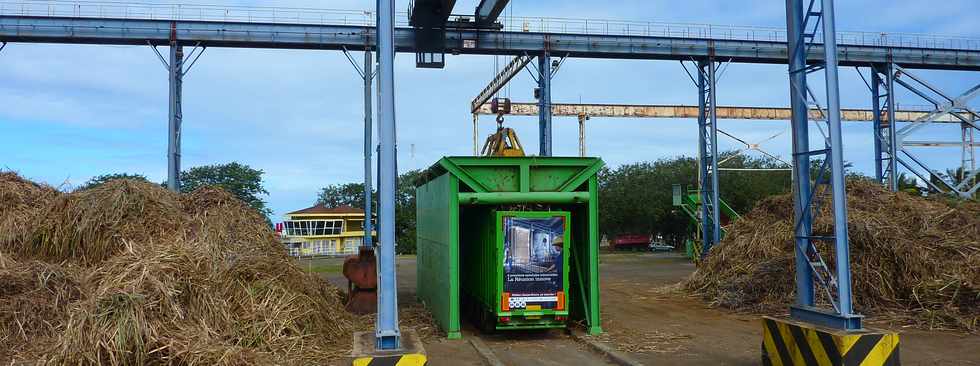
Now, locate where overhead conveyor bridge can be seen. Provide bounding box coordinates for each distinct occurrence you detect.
[2,14,980,70]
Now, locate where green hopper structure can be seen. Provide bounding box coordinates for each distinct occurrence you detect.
[415,156,604,339]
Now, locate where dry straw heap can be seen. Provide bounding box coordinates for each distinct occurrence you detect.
[687,180,980,331]
[0,173,358,365]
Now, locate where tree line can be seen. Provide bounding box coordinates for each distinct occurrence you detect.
[87,155,968,255]
[598,153,794,246]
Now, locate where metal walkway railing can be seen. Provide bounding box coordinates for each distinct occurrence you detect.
[0,1,391,26]
[2,1,979,51]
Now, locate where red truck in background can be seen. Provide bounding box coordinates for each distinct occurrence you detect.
[611,234,652,251]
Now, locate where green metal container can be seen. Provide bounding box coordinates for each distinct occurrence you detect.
[416,156,604,339]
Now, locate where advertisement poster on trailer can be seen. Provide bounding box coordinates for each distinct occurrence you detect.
[503,216,565,309]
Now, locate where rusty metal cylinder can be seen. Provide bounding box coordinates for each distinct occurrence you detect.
[343,247,377,314]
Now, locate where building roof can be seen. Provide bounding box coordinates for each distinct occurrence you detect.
[286,204,365,216]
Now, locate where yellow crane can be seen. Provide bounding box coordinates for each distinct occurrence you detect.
[480,98,526,157]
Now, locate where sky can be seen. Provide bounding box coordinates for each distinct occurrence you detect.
[1,0,978,219]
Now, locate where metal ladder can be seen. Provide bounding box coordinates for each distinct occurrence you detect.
[805,241,840,312]
[793,0,842,314]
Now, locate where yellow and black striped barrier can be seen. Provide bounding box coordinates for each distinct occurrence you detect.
[762,316,899,366]
[352,354,427,366]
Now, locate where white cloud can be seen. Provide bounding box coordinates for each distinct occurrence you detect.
[0,0,976,217]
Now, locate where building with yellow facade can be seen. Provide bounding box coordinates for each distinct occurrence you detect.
[277,204,375,257]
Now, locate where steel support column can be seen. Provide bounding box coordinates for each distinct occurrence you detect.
[538,52,552,156]
[785,0,861,330]
[871,63,899,190]
[151,25,204,193]
[375,0,400,350]
[820,0,857,325]
[959,119,979,196]
[788,0,816,312]
[167,42,183,192]
[886,66,899,191]
[965,120,977,181]
[363,49,374,248]
[871,72,883,181]
[696,59,721,257]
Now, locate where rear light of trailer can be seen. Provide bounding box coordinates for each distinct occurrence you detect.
[556,291,565,311]
[556,316,566,321]
[501,292,510,312]
[500,316,511,323]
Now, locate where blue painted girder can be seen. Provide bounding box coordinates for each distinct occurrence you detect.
[1,16,979,70]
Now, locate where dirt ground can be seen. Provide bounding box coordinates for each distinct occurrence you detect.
[308,252,980,365]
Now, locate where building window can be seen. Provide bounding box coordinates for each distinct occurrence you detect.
[283,219,344,236]
[343,237,361,255]
[348,219,365,232]
[301,239,343,256]
[326,220,343,235]
[284,242,302,257]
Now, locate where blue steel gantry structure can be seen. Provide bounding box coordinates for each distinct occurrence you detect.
[695,59,722,257]
[873,63,980,197]
[785,0,860,330]
[2,0,979,348]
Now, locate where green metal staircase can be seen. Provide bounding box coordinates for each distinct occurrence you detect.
[672,184,740,260]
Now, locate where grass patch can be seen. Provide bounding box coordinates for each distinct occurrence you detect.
[294,257,344,274]
[305,263,342,274]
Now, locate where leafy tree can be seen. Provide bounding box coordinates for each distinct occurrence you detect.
[179,162,272,217]
[598,156,699,246]
[77,173,149,191]
[315,170,423,254]
[716,153,793,214]
[896,172,924,196]
[598,153,793,246]
[317,183,366,209]
[808,158,856,181]
[394,170,424,254]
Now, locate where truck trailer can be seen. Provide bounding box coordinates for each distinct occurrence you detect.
[461,210,570,331]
